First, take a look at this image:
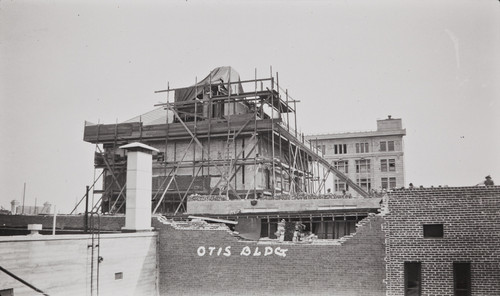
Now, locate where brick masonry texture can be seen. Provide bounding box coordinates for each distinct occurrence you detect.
[153,215,386,296]
[384,186,500,295]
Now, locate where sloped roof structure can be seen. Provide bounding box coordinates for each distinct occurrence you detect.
[123,107,170,126]
[174,66,244,102]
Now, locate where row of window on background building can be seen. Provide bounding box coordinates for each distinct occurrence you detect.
[357,178,371,191]
[322,141,397,155]
[355,142,369,153]
[381,177,397,189]
[405,262,470,296]
[334,159,396,173]
[334,160,348,173]
[334,177,398,192]
[333,144,347,154]
[380,140,395,152]
[334,180,348,192]
[356,159,371,173]
[381,159,396,172]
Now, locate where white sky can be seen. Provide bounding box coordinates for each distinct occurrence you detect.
[1,0,499,213]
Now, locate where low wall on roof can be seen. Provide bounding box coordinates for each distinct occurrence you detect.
[153,214,386,296]
[0,214,125,232]
[186,198,382,215]
[0,232,157,296]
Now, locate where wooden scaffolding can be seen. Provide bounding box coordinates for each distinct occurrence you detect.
[82,68,369,215]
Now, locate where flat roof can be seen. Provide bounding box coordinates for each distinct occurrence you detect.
[306,129,406,140]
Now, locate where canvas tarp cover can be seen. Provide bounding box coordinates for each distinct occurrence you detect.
[174,66,244,102]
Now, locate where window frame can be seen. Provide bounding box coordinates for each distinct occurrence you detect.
[334,160,348,174]
[355,142,369,153]
[356,178,372,191]
[381,177,388,189]
[423,224,444,238]
[388,159,396,172]
[389,177,396,189]
[404,262,422,296]
[380,141,387,152]
[334,180,348,192]
[355,159,371,173]
[333,144,348,155]
[388,140,395,151]
[453,262,471,296]
[381,159,388,172]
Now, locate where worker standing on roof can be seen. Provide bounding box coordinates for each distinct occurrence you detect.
[484,175,495,186]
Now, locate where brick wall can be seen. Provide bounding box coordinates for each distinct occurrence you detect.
[384,186,500,295]
[153,214,386,296]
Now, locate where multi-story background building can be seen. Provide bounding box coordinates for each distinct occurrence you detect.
[306,116,406,196]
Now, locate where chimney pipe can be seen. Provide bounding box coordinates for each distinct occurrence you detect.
[119,142,159,232]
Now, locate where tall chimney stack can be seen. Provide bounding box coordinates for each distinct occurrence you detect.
[119,142,159,232]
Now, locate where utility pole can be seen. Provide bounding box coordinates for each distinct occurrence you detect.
[85,186,90,233]
[22,182,26,215]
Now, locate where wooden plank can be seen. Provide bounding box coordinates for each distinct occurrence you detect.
[84,119,279,143]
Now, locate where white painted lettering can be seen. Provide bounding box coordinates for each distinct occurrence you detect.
[253,247,262,256]
[240,246,251,256]
[208,247,216,256]
[223,246,231,257]
[274,247,288,257]
[197,245,288,257]
[197,246,206,256]
[264,246,273,256]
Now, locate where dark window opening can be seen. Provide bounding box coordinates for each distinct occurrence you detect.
[334,180,348,192]
[382,177,397,189]
[355,142,369,153]
[423,224,444,238]
[388,140,395,151]
[389,177,396,189]
[380,141,387,151]
[333,144,347,155]
[115,272,123,280]
[260,215,366,240]
[357,178,372,191]
[454,262,471,296]
[334,160,348,174]
[389,159,396,171]
[356,159,370,173]
[404,262,421,296]
[381,159,396,172]
[264,168,271,189]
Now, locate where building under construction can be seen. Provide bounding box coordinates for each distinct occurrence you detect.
[4,67,498,296]
[82,67,374,239]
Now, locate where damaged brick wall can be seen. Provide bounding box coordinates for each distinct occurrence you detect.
[384,186,500,295]
[153,214,386,296]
